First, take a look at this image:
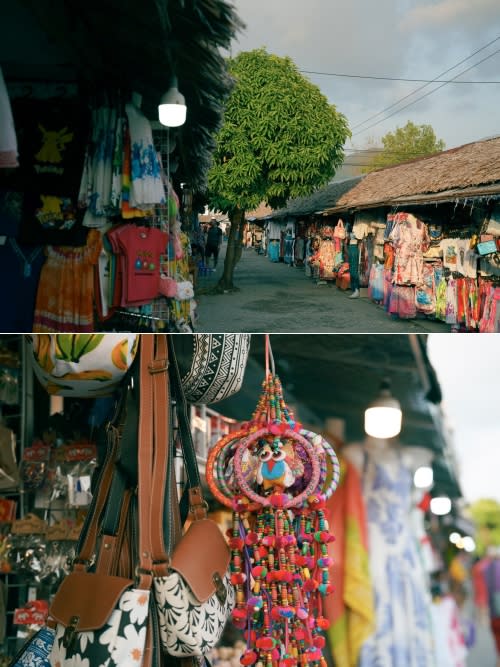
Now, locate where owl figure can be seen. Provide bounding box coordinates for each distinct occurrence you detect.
[256,438,304,491]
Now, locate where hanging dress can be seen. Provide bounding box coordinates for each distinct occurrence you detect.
[359,447,436,667]
[33,229,102,332]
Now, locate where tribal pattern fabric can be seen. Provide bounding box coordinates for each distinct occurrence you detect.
[181,334,251,405]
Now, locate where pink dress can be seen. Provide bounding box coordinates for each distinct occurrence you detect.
[389,213,430,286]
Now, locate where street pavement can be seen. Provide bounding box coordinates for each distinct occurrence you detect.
[195,243,450,333]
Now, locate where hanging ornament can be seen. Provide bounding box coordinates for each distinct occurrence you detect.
[207,335,340,667]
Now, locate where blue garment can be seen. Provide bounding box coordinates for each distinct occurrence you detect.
[0,239,45,332]
[268,240,280,262]
[348,243,360,291]
[359,448,436,667]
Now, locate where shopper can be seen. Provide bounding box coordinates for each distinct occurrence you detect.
[205,218,223,268]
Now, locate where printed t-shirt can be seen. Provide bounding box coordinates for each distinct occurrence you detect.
[116,225,168,306]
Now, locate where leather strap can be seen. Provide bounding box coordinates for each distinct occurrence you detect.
[137,334,155,588]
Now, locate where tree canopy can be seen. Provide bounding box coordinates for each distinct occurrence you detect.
[467,498,500,556]
[363,121,446,173]
[207,48,350,214]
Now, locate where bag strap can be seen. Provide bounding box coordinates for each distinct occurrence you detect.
[168,337,207,522]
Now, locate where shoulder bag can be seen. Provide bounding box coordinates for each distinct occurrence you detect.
[150,337,235,658]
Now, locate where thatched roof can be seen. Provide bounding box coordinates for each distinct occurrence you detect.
[8,0,243,190]
[269,176,364,220]
[327,136,500,213]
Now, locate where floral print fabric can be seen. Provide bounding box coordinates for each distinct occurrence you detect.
[359,449,436,667]
[389,213,430,286]
[49,588,150,667]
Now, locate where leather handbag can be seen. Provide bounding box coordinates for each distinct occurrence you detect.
[149,337,234,658]
[47,336,168,667]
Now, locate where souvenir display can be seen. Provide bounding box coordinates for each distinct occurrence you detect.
[207,336,340,667]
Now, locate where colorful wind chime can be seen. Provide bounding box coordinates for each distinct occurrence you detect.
[206,337,340,667]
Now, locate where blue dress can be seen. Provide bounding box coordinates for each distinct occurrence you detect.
[359,448,437,667]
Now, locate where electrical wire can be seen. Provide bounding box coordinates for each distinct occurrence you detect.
[352,45,500,137]
[299,69,500,84]
[350,35,500,133]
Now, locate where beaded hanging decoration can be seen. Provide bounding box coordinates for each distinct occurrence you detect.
[206,336,340,667]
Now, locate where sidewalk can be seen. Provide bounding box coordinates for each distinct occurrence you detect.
[194,244,449,333]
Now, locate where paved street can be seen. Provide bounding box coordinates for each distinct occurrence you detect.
[195,243,449,333]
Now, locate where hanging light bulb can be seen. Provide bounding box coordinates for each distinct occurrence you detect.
[158,76,187,127]
[430,496,452,516]
[364,377,402,439]
[414,466,434,489]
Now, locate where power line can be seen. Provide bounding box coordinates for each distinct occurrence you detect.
[351,35,500,133]
[300,69,500,84]
[352,45,500,137]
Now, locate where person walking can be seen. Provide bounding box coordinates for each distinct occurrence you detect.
[206,218,223,268]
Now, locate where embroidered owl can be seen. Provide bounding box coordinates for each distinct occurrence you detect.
[256,439,304,491]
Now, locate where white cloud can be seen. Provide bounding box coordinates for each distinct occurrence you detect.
[401,0,500,31]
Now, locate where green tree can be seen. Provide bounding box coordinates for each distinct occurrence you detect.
[362,121,445,173]
[207,48,350,291]
[467,498,500,556]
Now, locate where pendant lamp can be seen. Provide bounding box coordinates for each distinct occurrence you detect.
[364,377,402,439]
[158,77,187,127]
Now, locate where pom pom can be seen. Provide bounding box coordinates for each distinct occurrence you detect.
[295,629,306,641]
[303,579,318,592]
[317,557,333,568]
[233,497,250,513]
[232,608,247,621]
[262,535,276,547]
[251,565,268,579]
[270,493,288,508]
[296,607,308,620]
[278,606,295,619]
[247,596,263,611]
[245,531,259,546]
[256,637,276,650]
[316,616,331,630]
[229,537,244,550]
[240,650,258,665]
[313,636,326,649]
[231,572,247,585]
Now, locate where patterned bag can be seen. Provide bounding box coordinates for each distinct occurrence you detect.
[152,337,234,658]
[154,516,235,657]
[29,334,139,396]
[10,626,55,667]
[29,333,251,405]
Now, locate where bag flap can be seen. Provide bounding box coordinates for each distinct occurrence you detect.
[170,519,230,603]
[49,572,133,631]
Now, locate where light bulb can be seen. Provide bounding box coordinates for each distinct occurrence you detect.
[414,466,434,489]
[430,496,452,516]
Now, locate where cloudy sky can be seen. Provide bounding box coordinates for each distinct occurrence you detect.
[427,334,500,504]
[230,0,500,153]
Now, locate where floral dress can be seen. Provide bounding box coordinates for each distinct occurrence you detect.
[389,214,430,286]
[359,448,436,667]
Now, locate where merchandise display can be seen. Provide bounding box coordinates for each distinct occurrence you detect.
[0,84,197,332]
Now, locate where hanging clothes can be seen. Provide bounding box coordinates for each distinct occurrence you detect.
[358,446,436,667]
[0,67,18,168]
[415,262,437,315]
[324,457,375,667]
[124,102,166,209]
[33,229,102,332]
[389,213,430,286]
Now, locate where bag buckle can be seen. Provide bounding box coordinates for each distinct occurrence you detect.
[62,615,79,650]
[212,572,227,605]
[148,359,169,375]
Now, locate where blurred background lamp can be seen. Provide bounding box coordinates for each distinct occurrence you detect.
[449,532,461,544]
[462,536,476,553]
[364,378,402,439]
[414,466,434,489]
[430,496,452,516]
[158,77,187,127]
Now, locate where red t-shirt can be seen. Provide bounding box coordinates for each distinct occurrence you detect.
[112,225,168,306]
